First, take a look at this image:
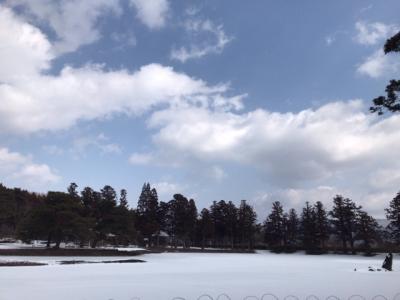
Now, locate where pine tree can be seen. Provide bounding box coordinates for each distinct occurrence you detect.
[137,183,151,215]
[136,183,159,246]
[355,210,380,254]
[210,200,225,247]
[314,201,329,250]
[168,194,193,247]
[224,201,238,248]
[185,199,198,247]
[81,187,95,210]
[329,195,360,253]
[198,208,214,249]
[385,192,400,243]
[286,208,299,249]
[157,201,170,234]
[300,202,318,253]
[119,189,128,208]
[264,201,285,250]
[237,200,257,250]
[67,182,79,200]
[101,185,117,206]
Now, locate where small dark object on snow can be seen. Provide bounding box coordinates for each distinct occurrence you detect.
[368,267,375,272]
[382,253,393,271]
[354,268,357,271]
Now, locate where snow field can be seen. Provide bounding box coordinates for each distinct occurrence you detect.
[0,251,398,300]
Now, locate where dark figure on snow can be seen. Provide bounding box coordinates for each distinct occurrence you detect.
[382,253,393,271]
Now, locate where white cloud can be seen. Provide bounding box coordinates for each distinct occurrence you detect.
[0,6,53,83]
[138,97,400,215]
[354,21,399,78]
[152,181,188,201]
[130,0,169,30]
[145,100,400,205]
[6,0,121,55]
[354,21,398,46]
[0,6,233,134]
[0,147,60,188]
[357,49,400,78]
[0,4,238,135]
[0,63,232,133]
[252,186,339,218]
[171,19,233,63]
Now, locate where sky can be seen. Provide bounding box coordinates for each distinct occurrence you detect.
[0,0,400,218]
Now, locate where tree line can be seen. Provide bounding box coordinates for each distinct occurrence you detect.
[0,182,400,254]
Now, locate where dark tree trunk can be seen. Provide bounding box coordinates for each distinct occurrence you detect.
[46,233,52,248]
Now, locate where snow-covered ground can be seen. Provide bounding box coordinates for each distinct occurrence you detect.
[0,241,145,252]
[0,251,398,300]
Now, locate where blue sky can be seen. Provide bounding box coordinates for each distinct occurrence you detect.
[1,0,400,217]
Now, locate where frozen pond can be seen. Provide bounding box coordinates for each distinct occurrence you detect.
[0,251,398,300]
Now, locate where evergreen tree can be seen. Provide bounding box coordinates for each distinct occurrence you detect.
[157,201,170,234]
[385,191,400,243]
[81,187,95,210]
[355,210,380,254]
[198,208,214,249]
[286,208,299,248]
[224,201,238,248]
[119,189,128,208]
[314,201,330,249]
[237,200,257,250]
[168,194,194,247]
[264,201,285,250]
[300,202,318,253]
[90,189,117,248]
[112,205,136,246]
[101,185,117,206]
[136,183,159,246]
[19,191,91,248]
[329,195,360,253]
[186,199,198,247]
[67,182,79,200]
[210,200,225,247]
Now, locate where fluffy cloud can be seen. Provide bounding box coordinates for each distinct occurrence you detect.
[145,100,400,200]
[153,181,184,199]
[171,19,233,63]
[0,63,232,133]
[357,49,400,78]
[354,21,399,78]
[354,21,398,46]
[0,147,60,188]
[130,0,169,29]
[0,6,235,134]
[251,185,392,219]
[6,0,121,55]
[252,186,339,216]
[0,6,53,83]
[139,98,400,215]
